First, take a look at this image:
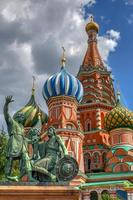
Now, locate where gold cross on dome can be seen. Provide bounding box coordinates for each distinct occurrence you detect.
[90,15,94,22]
[116,80,121,101]
[61,46,66,67]
[32,75,36,94]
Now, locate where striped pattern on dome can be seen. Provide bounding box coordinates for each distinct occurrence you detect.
[42,67,83,102]
[13,93,48,128]
[104,101,133,131]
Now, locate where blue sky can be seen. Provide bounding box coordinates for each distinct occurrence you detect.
[84,0,133,109]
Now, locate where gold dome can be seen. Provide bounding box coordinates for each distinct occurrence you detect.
[104,101,133,131]
[85,15,99,33]
[13,77,48,128]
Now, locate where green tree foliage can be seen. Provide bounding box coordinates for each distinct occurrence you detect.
[101,194,120,200]
[0,132,8,181]
[0,132,19,181]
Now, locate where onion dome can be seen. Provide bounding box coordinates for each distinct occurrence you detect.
[42,48,83,102]
[85,15,99,33]
[13,77,48,128]
[104,92,133,131]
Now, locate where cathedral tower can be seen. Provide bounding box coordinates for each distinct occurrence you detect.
[42,49,85,183]
[77,16,116,173]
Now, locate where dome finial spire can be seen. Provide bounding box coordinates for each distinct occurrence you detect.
[32,76,36,95]
[90,14,94,22]
[61,46,66,67]
[116,80,121,103]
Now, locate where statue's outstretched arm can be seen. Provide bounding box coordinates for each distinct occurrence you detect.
[57,135,68,155]
[3,96,14,126]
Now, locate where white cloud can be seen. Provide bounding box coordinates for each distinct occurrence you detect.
[1,0,34,22]
[106,29,120,40]
[127,14,133,24]
[124,0,133,5]
[8,42,33,70]
[82,0,96,6]
[98,30,120,62]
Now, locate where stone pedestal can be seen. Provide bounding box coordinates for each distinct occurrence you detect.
[0,185,81,200]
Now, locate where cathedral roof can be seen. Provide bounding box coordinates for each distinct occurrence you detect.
[77,17,116,105]
[42,48,84,102]
[82,16,104,70]
[85,15,99,33]
[104,93,133,131]
[13,78,48,128]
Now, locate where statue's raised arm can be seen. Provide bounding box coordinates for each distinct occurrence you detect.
[3,96,14,127]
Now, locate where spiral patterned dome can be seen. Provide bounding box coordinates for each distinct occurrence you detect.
[42,66,83,102]
[13,90,48,128]
[104,100,133,131]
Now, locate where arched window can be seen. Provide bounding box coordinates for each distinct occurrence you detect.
[85,119,91,131]
[93,152,100,163]
[101,190,110,199]
[87,123,91,131]
[84,153,91,173]
[90,191,98,200]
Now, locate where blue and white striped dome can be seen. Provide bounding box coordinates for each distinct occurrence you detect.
[42,67,83,102]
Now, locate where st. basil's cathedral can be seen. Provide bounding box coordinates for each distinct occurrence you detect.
[2,16,133,200]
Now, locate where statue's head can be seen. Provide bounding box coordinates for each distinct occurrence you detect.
[47,126,56,137]
[13,112,25,124]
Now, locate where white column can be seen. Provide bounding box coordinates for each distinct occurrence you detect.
[96,108,101,129]
[128,193,133,200]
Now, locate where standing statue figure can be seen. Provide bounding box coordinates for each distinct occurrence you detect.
[28,127,40,161]
[33,126,68,182]
[3,96,36,182]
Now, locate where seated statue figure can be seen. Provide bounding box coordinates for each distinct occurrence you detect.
[33,126,68,182]
[3,96,36,182]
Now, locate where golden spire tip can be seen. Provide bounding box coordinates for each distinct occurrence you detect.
[32,75,36,94]
[90,15,94,22]
[61,46,66,67]
[116,80,120,102]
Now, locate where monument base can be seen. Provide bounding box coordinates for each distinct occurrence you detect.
[0,185,81,200]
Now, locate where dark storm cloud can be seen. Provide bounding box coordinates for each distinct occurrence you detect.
[32,37,61,74]
[0,15,31,47]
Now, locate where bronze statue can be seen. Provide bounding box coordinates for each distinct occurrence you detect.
[33,126,68,182]
[4,96,36,182]
[4,96,79,183]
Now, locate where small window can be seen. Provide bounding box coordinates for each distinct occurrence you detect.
[87,123,91,131]
[101,190,110,199]
[84,153,91,172]
[90,191,98,200]
[85,120,91,131]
